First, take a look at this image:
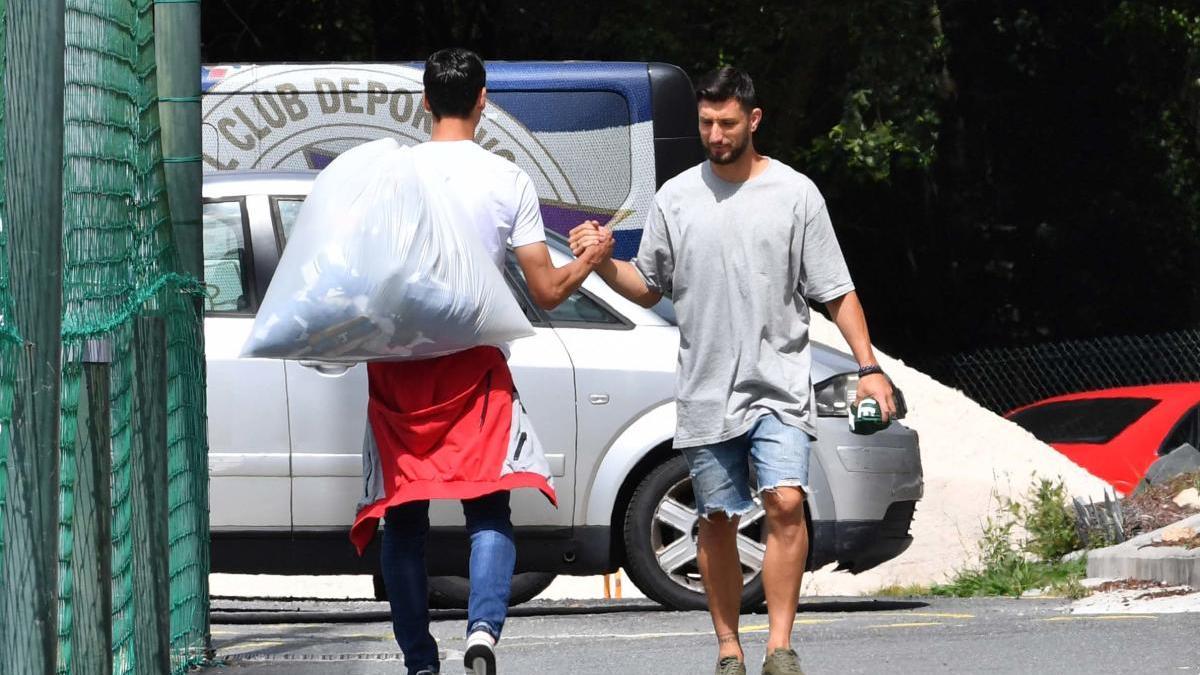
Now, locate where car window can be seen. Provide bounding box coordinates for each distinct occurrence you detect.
[503,250,625,327]
[272,196,305,246]
[547,291,625,325]
[1159,404,1200,455]
[202,199,253,314]
[482,91,633,210]
[1008,397,1159,445]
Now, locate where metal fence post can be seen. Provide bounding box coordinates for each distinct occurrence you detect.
[131,318,169,674]
[72,339,114,675]
[1,0,66,672]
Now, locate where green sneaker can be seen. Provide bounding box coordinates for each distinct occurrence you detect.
[715,655,747,675]
[762,648,804,675]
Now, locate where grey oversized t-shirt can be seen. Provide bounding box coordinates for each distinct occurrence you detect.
[635,159,854,447]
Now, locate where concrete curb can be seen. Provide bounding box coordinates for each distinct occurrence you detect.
[1087,513,1200,587]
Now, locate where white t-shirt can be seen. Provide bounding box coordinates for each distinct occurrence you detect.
[409,140,546,270]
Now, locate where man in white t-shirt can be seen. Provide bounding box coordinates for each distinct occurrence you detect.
[367,49,611,675]
[408,140,546,271]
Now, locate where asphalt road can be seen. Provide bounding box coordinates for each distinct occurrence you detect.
[209,597,1200,674]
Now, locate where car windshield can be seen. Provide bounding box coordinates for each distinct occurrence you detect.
[1008,397,1159,444]
[544,231,677,326]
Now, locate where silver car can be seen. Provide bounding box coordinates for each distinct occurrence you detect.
[203,171,923,610]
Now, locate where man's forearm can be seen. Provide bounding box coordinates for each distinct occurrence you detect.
[825,291,877,367]
[597,259,662,307]
[534,257,596,309]
[826,290,897,418]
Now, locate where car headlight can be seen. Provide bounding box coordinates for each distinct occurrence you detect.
[815,373,858,416]
[815,372,908,419]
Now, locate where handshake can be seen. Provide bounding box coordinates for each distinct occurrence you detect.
[568,220,615,266]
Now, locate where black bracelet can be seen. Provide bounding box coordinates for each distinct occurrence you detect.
[857,364,884,378]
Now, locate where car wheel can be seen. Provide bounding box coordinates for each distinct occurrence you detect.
[425,572,557,609]
[623,454,767,611]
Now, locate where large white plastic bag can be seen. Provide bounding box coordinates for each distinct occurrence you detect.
[241,138,534,362]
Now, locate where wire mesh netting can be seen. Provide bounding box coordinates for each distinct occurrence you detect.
[1,0,208,672]
[0,2,14,651]
[940,330,1200,414]
[0,0,20,662]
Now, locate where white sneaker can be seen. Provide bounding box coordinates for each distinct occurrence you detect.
[463,630,497,675]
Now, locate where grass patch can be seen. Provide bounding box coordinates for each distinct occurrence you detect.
[931,477,1092,599]
[931,557,1086,598]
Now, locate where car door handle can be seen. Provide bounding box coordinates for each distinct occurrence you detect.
[298,360,351,377]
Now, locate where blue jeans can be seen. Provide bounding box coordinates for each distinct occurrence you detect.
[682,413,813,518]
[381,491,515,675]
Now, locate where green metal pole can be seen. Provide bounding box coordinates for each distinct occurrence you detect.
[156,0,202,280]
[154,0,210,664]
[132,317,169,675]
[72,343,113,675]
[1,0,65,673]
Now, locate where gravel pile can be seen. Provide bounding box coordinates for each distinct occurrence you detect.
[802,313,1112,595]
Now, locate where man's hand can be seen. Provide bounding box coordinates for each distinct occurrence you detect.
[568,220,610,257]
[577,224,614,266]
[855,372,896,423]
[566,220,661,308]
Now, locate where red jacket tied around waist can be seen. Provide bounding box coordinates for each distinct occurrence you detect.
[351,346,557,553]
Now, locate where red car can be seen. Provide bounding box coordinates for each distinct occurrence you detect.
[1005,383,1200,494]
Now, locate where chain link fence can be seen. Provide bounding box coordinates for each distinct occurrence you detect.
[936,330,1200,414]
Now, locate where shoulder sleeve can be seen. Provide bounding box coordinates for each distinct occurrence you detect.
[798,187,854,303]
[633,196,675,297]
[510,170,547,248]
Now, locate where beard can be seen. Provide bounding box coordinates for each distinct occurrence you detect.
[704,136,749,165]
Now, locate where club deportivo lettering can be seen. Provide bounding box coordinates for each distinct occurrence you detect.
[212,77,517,161]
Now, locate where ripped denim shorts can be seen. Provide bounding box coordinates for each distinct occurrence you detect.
[681,413,812,519]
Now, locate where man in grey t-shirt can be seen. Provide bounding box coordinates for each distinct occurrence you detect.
[571,67,896,675]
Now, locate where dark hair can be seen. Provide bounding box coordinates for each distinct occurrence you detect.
[694,66,757,111]
[423,48,486,119]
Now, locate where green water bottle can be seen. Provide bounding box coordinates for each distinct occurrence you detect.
[849,396,887,434]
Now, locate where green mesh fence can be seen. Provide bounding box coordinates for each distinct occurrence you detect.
[0,0,15,648]
[2,0,208,673]
[0,0,12,651]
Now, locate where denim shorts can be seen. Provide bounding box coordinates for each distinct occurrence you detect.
[682,413,812,518]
